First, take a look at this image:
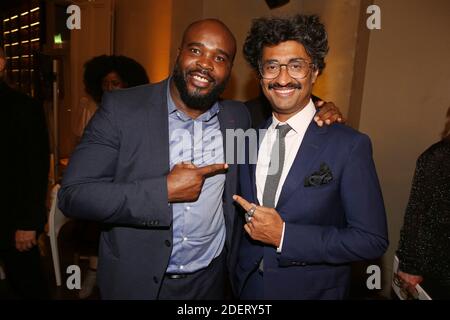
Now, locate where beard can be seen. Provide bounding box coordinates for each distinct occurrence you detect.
[172,62,229,111]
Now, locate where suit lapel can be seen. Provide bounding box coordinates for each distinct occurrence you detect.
[146,80,170,172]
[276,120,329,208]
[218,101,239,206]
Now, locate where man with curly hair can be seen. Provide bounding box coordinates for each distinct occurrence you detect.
[233,15,388,299]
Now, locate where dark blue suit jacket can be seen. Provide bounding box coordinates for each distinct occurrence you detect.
[235,117,388,299]
[58,79,251,299]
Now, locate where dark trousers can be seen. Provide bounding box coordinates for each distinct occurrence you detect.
[158,250,226,300]
[0,246,49,299]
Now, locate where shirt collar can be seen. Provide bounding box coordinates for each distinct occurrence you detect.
[271,99,316,133]
[166,78,220,122]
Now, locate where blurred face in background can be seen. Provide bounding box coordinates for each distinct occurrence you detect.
[102,71,127,92]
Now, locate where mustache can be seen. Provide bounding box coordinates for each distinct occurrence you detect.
[268,82,302,90]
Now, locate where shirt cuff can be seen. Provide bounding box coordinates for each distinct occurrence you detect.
[276,222,286,253]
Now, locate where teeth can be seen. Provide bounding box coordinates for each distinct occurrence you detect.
[275,89,294,94]
[193,75,209,83]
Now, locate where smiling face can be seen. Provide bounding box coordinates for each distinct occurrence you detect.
[171,19,236,113]
[260,40,318,121]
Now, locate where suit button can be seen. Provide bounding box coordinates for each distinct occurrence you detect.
[165,240,171,247]
[301,262,307,266]
[153,276,159,284]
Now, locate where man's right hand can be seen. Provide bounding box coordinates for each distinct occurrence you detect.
[167,162,228,203]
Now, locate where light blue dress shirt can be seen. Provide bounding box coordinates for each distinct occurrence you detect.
[166,84,226,273]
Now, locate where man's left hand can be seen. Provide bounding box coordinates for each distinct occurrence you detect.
[15,230,37,252]
[314,100,344,126]
[233,195,283,247]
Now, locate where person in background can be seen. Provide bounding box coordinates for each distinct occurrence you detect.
[73,54,149,299]
[74,55,150,140]
[84,54,149,105]
[0,48,50,299]
[396,107,450,299]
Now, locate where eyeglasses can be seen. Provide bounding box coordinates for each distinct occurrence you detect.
[393,273,419,300]
[259,59,316,80]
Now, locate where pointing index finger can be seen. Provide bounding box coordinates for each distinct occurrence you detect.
[232,195,254,211]
[197,163,228,176]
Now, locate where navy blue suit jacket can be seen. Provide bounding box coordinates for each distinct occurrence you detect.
[235,117,388,299]
[58,79,251,299]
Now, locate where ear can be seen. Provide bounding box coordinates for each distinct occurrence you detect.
[311,68,319,84]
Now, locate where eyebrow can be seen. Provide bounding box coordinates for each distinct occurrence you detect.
[264,58,310,63]
[187,42,231,60]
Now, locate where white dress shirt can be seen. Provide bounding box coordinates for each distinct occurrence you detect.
[255,99,316,252]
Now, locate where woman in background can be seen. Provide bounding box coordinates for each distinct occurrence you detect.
[74,55,149,140]
[396,107,450,299]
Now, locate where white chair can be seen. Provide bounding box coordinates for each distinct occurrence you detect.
[48,184,72,286]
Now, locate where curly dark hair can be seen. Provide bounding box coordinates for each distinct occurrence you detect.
[83,55,149,104]
[243,15,329,75]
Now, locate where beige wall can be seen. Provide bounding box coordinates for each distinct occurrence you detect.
[302,0,362,117]
[358,0,450,294]
[114,0,173,82]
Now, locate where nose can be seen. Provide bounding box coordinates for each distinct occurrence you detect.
[196,56,214,71]
[275,65,291,86]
